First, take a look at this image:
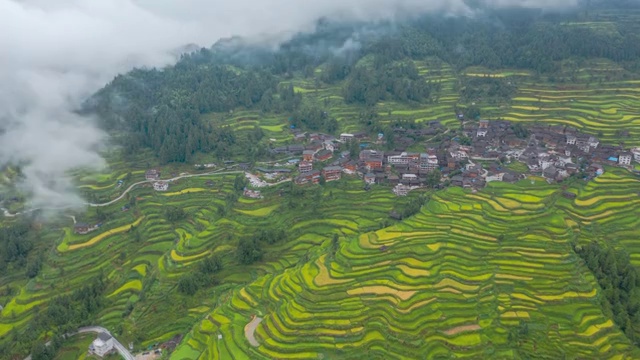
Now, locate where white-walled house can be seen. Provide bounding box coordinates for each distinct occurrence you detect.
[632,148,640,162]
[153,181,169,191]
[340,133,354,142]
[619,153,632,166]
[89,333,115,358]
[323,141,336,152]
[485,173,505,182]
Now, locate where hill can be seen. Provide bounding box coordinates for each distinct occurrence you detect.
[2,6,640,360]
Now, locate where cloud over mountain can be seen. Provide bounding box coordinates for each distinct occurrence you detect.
[0,0,579,209]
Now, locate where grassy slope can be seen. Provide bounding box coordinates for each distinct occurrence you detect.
[180,169,640,359]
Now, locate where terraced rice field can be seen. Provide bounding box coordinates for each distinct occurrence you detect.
[178,170,640,359]
[0,174,417,353]
[501,82,640,145]
[5,54,640,358]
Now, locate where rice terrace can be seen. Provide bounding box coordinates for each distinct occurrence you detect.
[3,2,640,360]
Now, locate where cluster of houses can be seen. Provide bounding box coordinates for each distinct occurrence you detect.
[446,120,640,184]
[134,120,640,201]
[146,169,170,192]
[280,130,444,191]
[277,119,640,196]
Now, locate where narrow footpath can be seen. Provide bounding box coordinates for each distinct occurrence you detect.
[244,316,263,347]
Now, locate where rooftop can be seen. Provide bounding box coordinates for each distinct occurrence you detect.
[98,332,112,341]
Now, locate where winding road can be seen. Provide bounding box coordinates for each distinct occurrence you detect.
[2,169,244,217]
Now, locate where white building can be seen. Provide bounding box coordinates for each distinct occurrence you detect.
[632,148,640,162]
[153,181,169,191]
[476,129,488,137]
[577,144,590,153]
[243,188,263,199]
[588,136,599,148]
[364,173,376,185]
[393,184,410,196]
[402,174,418,181]
[340,133,354,142]
[90,333,115,358]
[485,173,504,182]
[539,159,554,171]
[619,153,632,166]
[323,141,335,152]
[387,152,418,165]
[449,150,468,160]
[419,153,439,172]
[566,135,577,145]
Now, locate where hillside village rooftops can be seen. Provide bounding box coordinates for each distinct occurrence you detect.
[323,166,342,171]
[256,167,291,173]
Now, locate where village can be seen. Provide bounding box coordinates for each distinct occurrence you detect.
[253,118,640,197]
[72,117,640,237]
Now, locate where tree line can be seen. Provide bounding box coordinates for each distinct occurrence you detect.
[574,241,640,345]
[88,8,640,165]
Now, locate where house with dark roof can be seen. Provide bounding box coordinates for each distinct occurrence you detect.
[287,145,305,154]
[89,333,115,358]
[364,173,376,184]
[74,223,93,235]
[295,170,321,185]
[315,149,333,162]
[302,150,315,161]
[299,161,313,173]
[145,169,160,181]
[322,166,342,182]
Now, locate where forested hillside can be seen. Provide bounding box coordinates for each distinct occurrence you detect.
[91,7,640,163]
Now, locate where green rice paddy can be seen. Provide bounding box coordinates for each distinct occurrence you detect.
[4,23,640,358]
[169,168,640,359]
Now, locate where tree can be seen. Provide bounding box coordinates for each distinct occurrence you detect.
[177,275,201,296]
[237,238,262,265]
[233,175,248,194]
[458,136,472,146]
[199,255,222,274]
[257,229,287,245]
[512,123,530,139]
[348,140,360,159]
[25,255,43,279]
[426,170,442,188]
[574,241,640,345]
[331,234,340,255]
[164,206,186,222]
[465,105,481,120]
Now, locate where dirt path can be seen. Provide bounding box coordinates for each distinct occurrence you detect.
[443,324,481,336]
[244,316,263,347]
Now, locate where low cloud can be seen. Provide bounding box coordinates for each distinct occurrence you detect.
[0,0,579,210]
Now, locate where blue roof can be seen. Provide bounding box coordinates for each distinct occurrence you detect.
[608,157,618,161]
